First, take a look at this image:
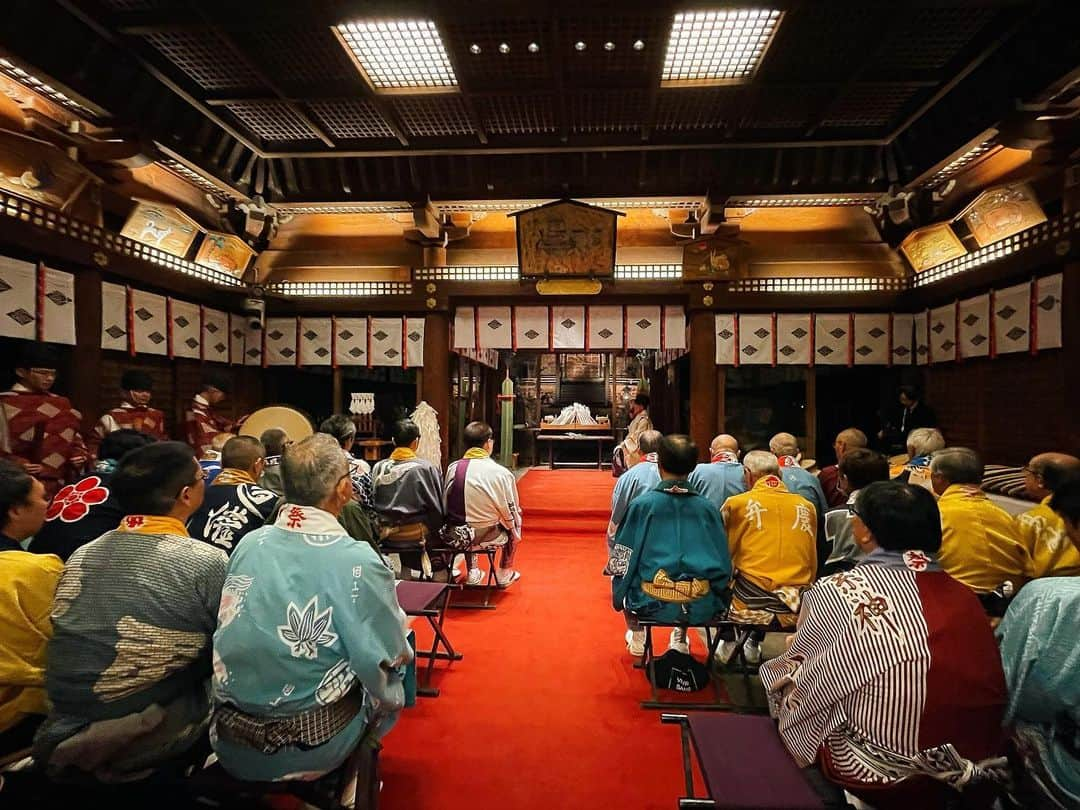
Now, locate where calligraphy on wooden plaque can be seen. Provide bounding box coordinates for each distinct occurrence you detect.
[681,230,749,281]
[513,199,620,277]
[121,199,203,258]
[195,231,256,277]
[900,222,967,273]
[958,183,1047,248]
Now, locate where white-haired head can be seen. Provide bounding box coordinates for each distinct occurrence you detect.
[743,450,780,484]
[282,433,350,512]
[907,427,945,458]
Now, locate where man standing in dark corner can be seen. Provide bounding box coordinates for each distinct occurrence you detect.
[879,384,937,454]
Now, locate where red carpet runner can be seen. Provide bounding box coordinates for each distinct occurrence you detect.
[380,469,689,810]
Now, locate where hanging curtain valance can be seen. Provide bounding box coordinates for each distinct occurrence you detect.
[0,255,76,345]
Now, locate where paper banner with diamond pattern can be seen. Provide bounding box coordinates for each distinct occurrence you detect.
[992,282,1030,355]
[334,317,368,366]
[775,314,812,365]
[738,313,774,365]
[201,307,229,363]
[0,255,37,340]
[663,306,687,350]
[370,317,404,366]
[715,314,737,365]
[453,307,475,350]
[814,314,850,365]
[588,305,623,350]
[625,305,661,349]
[552,306,585,349]
[229,313,247,365]
[890,314,914,365]
[1035,273,1062,351]
[298,317,333,366]
[957,295,990,359]
[914,311,930,366]
[101,282,129,352]
[264,317,297,366]
[243,320,263,366]
[130,289,168,356]
[405,317,425,368]
[40,266,75,345]
[928,304,957,364]
[169,299,201,359]
[853,314,890,365]
[512,306,548,350]
[476,306,512,349]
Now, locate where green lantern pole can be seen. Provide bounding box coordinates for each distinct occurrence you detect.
[498,368,515,468]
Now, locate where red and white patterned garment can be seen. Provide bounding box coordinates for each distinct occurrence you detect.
[760,549,1006,801]
[88,402,168,459]
[0,383,87,497]
[184,394,231,457]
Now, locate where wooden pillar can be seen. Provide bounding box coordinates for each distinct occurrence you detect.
[70,268,103,433]
[422,311,451,468]
[805,368,817,458]
[332,367,343,414]
[689,311,717,462]
[716,366,727,437]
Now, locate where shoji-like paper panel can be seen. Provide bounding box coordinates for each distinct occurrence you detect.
[0,256,37,340]
[738,313,774,365]
[476,306,512,349]
[130,289,168,356]
[853,313,890,365]
[957,295,990,359]
[370,317,403,366]
[551,306,585,349]
[299,317,333,366]
[513,306,548,350]
[814,314,850,365]
[587,305,623,350]
[1035,273,1063,350]
[335,317,368,366]
[201,308,229,363]
[101,282,129,352]
[40,266,75,345]
[992,282,1030,355]
[776,314,812,365]
[625,305,661,349]
[929,305,957,363]
[715,314,737,365]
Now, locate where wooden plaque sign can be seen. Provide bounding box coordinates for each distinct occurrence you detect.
[958,183,1047,248]
[900,222,967,273]
[513,199,621,277]
[0,130,97,210]
[682,230,749,281]
[120,199,202,258]
[196,231,256,277]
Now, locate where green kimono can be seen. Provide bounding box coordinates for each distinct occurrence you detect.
[610,479,732,624]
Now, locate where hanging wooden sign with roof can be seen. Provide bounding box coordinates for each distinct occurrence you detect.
[512,199,622,278]
[956,183,1046,248]
[681,226,749,281]
[120,198,203,258]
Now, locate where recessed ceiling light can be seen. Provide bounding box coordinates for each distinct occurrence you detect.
[574,41,587,51]
[604,41,615,51]
[498,42,510,54]
[469,43,481,54]
[527,42,540,53]
[633,39,645,51]
[335,19,457,91]
[661,9,782,85]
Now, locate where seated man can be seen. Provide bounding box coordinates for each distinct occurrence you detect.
[199,431,235,486]
[817,428,867,509]
[606,429,662,555]
[891,427,945,489]
[319,415,373,516]
[997,476,1080,807]
[211,433,411,782]
[769,433,827,549]
[610,435,731,657]
[822,448,889,573]
[0,460,62,746]
[720,451,817,663]
[188,436,279,555]
[931,447,1031,595]
[687,433,746,512]
[1015,452,1080,578]
[371,419,446,579]
[34,442,228,777]
[762,481,1006,807]
[31,429,154,562]
[257,427,289,497]
[444,421,522,587]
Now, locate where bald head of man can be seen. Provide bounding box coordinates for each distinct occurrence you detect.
[834,428,868,461]
[1025,452,1080,499]
[769,432,800,459]
[709,434,739,458]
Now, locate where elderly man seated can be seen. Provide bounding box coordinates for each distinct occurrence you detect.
[720,451,817,664]
[606,429,662,556]
[444,422,523,587]
[769,433,827,545]
[687,433,746,512]
[817,428,867,509]
[34,442,228,778]
[762,481,1006,808]
[371,419,446,579]
[822,448,890,573]
[188,436,280,555]
[211,433,411,783]
[319,415,373,513]
[1015,452,1080,578]
[610,435,731,658]
[892,427,945,488]
[931,447,1031,597]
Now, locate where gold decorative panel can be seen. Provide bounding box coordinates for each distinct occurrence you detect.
[958,183,1046,248]
[514,199,620,277]
[120,199,202,258]
[900,222,967,273]
[682,230,749,281]
[195,231,256,276]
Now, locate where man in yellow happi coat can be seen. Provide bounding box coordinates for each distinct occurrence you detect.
[930,447,1031,594]
[1015,452,1080,578]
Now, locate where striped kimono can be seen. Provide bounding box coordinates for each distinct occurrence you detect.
[760,549,1006,802]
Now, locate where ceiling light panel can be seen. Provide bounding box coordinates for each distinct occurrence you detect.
[335,20,457,92]
[662,9,782,86]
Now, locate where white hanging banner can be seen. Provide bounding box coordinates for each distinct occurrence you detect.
[405,317,425,368]
[551,306,585,349]
[0,255,37,340]
[958,295,990,359]
[715,314,737,365]
[201,307,229,363]
[40,266,76,346]
[815,313,850,365]
[169,299,202,359]
[890,313,914,366]
[244,322,263,366]
[739,313,774,365]
[625,305,661,349]
[101,282,129,352]
[299,317,333,366]
[853,313,890,365]
[587,305,623,350]
[264,317,298,366]
[929,304,957,364]
[476,306,512,349]
[992,282,1031,355]
[914,311,930,366]
[1035,273,1063,351]
[453,307,476,350]
[229,313,247,365]
[370,317,403,366]
[130,289,168,356]
[662,306,687,350]
[776,313,812,365]
[335,317,368,366]
[512,306,548,350]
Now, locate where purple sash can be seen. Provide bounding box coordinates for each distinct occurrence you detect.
[446,459,470,526]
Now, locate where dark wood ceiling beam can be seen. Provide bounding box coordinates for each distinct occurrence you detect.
[550,16,569,143]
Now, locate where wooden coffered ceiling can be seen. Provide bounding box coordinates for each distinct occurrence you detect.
[1,0,1076,206]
